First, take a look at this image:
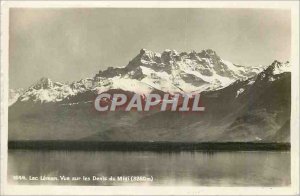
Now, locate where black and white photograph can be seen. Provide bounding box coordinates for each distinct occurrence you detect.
[1,1,299,195]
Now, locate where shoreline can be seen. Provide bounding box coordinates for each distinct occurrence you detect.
[8,141,290,152]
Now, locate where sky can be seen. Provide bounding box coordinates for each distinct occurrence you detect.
[9,8,291,89]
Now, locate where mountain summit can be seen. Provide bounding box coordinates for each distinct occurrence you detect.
[11,49,289,104]
[8,50,291,142]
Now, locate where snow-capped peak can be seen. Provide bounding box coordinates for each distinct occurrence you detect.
[9,88,24,106]
[30,77,54,90]
[139,48,161,64]
[198,49,220,59]
[18,77,75,103]
[255,60,291,83]
[11,49,287,106]
[161,49,180,64]
[270,60,291,75]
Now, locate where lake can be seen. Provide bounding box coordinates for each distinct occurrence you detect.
[8,150,290,186]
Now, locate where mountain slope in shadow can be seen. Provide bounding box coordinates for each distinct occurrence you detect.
[8,63,291,142]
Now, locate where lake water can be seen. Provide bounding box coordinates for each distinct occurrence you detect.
[8,150,290,186]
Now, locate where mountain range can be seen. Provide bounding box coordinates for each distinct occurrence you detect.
[8,49,291,142]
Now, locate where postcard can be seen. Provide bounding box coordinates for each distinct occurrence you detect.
[1,1,299,195]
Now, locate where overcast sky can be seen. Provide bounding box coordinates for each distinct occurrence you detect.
[9,8,291,89]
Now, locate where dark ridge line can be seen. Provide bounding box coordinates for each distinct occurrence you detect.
[8,141,290,152]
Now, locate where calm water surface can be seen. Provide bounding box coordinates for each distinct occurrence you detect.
[8,150,290,186]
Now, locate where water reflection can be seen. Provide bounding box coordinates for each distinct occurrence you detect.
[8,150,290,186]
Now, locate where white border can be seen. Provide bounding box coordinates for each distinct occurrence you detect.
[1,1,299,195]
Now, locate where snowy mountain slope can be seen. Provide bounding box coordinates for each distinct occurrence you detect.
[256,60,291,82]
[12,49,269,105]
[83,62,291,142]
[9,88,24,106]
[19,77,76,103]
[271,60,291,75]
[8,59,291,142]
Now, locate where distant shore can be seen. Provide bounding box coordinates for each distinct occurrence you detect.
[8,141,290,151]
